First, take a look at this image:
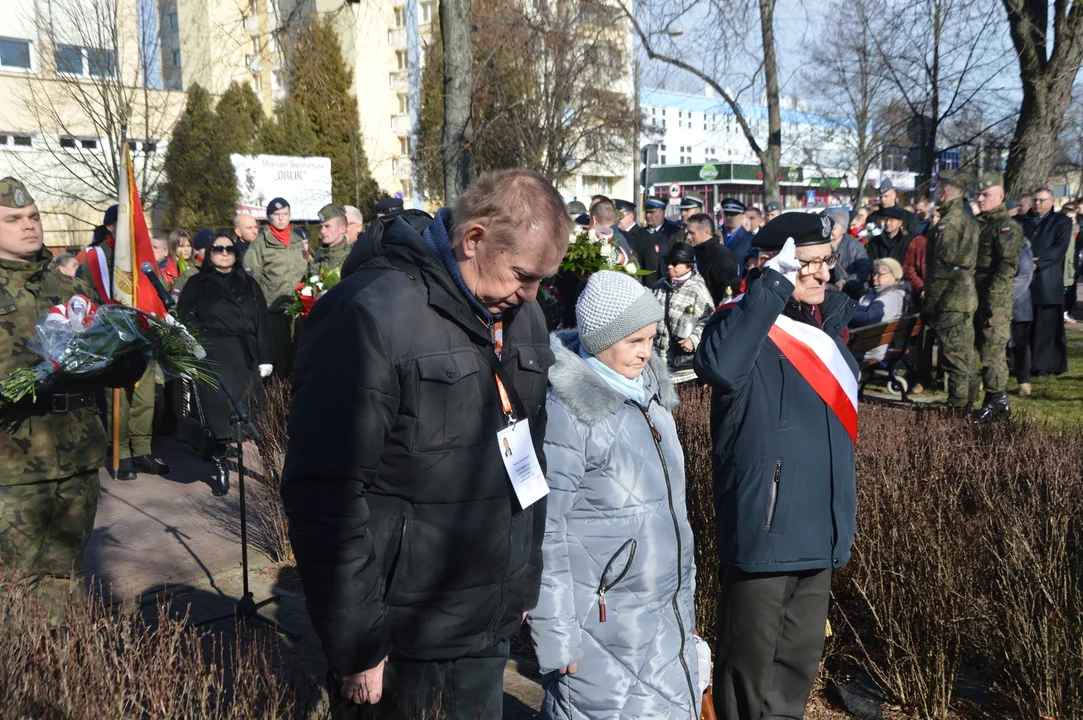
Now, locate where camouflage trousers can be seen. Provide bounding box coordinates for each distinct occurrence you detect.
[975,306,1012,395]
[106,360,156,459]
[0,470,99,614]
[935,311,979,408]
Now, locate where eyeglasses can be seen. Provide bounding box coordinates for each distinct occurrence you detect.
[210,245,236,254]
[797,253,840,273]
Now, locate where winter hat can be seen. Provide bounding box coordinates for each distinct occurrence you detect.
[876,257,904,281]
[576,270,664,355]
[192,227,216,250]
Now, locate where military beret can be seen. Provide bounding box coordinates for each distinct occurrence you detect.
[665,242,697,266]
[192,228,216,250]
[566,200,588,217]
[266,197,289,216]
[938,169,973,190]
[103,204,118,226]
[881,206,906,220]
[678,193,704,211]
[878,178,894,193]
[375,197,404,215]
[574,213,590,227]
[644,197,667,210]
[1005,198,1019,211]
[754,212,833,250]
[613,199,636,214]
[721,198,746,215]
[318,203,346,222]
[0,177,33,209]
[979,172,1004,190]
[765,200,781,213]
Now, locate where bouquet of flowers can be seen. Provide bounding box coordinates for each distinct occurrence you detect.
[285,267,342,317]
[560,227,650,278]
[0,295,215,404]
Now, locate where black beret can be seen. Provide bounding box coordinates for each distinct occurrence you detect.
[613,199,636,213]
[574,213,590,227]
[375,197,405,215]
[103,204,118,226]
[753,212,833,250]
[266,197,289,216]
[765,200,781,213]
[192,227,216,250]
[881,206,905,220]
[665,242,696,266]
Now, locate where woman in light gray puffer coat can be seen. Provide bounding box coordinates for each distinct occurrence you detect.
[530,271,699,720]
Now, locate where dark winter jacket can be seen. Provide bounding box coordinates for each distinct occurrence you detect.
[722,226,755,276]
[831,233,872,297]
[1023,210,1073,306]
[693,269,858,573]
[281,214,554,676]
[866,229,913,266]
[623,223,661,286]
[693,237,739,304]
[1014,242,1035,323]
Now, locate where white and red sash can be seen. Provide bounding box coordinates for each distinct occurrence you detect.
[768,314,858,444]
[715,294,858,444]
[85,245,112,302]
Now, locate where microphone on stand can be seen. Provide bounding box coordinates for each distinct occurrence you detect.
[141,262,176,309]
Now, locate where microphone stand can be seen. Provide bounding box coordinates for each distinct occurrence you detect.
[145,266,296,638]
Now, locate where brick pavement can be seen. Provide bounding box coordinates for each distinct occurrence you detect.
[86,435,543,717]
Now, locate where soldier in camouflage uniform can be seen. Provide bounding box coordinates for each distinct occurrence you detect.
[310,203,351,277]
[0,178,144,611]
[973,173,1024,424]
[925,170,980,410]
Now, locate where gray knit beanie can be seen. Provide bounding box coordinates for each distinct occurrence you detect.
[576,270,664,355]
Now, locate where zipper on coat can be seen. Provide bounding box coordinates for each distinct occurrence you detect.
[634,401,697,705]
[597,538,638,623]
[765,460,782,532]
[382,517,408,601]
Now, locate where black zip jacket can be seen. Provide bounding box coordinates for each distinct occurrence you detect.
[281,217,554,675]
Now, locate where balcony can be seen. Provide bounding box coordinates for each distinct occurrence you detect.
[391,114,411,135]
[387,27,407,49]
[243,14,260,33]
[390,70,408,94]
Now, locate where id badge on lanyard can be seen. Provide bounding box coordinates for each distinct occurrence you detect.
[492,320,548,508]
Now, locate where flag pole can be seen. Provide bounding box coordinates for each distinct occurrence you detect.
[111,123,127,482]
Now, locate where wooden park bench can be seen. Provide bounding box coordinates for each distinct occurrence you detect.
[847,314,923,402]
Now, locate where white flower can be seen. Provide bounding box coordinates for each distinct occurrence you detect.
[600,243,616,261]
[300,286,314,297]
[625,262,638,274]
[309,275,320,283]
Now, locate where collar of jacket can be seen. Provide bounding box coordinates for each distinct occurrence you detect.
[695,237,721,254]
[979,204,1009,224]
[786,289,855,340]
[940,196,962,215]
[548,330,677,426]
[382,215,517,344]
[0,249,50,279]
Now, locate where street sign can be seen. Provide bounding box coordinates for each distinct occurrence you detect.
[669,183,681,198]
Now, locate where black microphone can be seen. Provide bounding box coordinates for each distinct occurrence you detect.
[141,262,176,309]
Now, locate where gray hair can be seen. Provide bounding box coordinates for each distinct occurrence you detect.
[344,205,363,224]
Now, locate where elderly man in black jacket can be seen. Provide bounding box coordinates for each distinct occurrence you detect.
[694,213,858,720]
[1024,187,1072,375]
[282,170,569,719]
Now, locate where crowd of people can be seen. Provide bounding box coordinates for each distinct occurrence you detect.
[0,162,1076,720]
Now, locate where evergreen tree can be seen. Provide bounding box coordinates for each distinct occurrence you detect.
[216,81,265,156]
[285,16,380,215]
[163,83,236,228]
[260,99,319,156]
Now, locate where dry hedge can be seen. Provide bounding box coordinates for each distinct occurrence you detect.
[674,385,1083,719]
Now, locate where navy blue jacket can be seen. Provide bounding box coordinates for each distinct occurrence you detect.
[1022,210,1072,306]
[693,270,857,573]
[722,226,755,276]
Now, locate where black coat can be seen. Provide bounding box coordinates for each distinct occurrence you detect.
[177,270,272,441]
[694,270,857,573]
[869,206,921,239]
[693,237,739,304]
[866,230,913,266]
[281,216,554,676]
[622,223,661,286]
[1023,210,1073,306]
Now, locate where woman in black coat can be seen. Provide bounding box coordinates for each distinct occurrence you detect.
[178,233,273,495]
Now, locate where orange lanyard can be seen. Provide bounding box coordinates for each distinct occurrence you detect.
[492,320,515,421]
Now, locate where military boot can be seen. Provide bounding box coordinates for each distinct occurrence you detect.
[210,456,229,497]
[973,392,1010,425]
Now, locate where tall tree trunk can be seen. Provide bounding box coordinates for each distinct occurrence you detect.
[440,0,474,204]
[1002,0,1083,196]
[759,0,782,204]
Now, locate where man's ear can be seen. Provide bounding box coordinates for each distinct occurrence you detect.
[457,223,486,260]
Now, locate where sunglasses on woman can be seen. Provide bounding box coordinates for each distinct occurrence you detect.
[210,245,236,254]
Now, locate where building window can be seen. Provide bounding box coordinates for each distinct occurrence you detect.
[399,136,410,154]
[81,138,97,149]
[87,48,114,77]
[251,37,260,54]
[12,135,32,147]
[397,94,408,114]
[394,6,406,27]
[167,12,178,29]
[55,44,82,74]
[143,141,157,153]
[659,155,666,164]
[0,38,31,70]
[59,136,76,149]
[660,144,665,151]
[252,73,262,92]
[171,49,182,68]
[55,45,115,77]
[396,50,408,70]
[402,180,412,197]
[421,2,433,23]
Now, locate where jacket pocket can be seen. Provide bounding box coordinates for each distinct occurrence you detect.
[383,516,408,602]
[597,538,638,622]
[509,345,555,424]
[413,351,482,451]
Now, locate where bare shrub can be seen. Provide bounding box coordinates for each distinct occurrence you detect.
[673,383,720,650]
[251,376,293,563]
